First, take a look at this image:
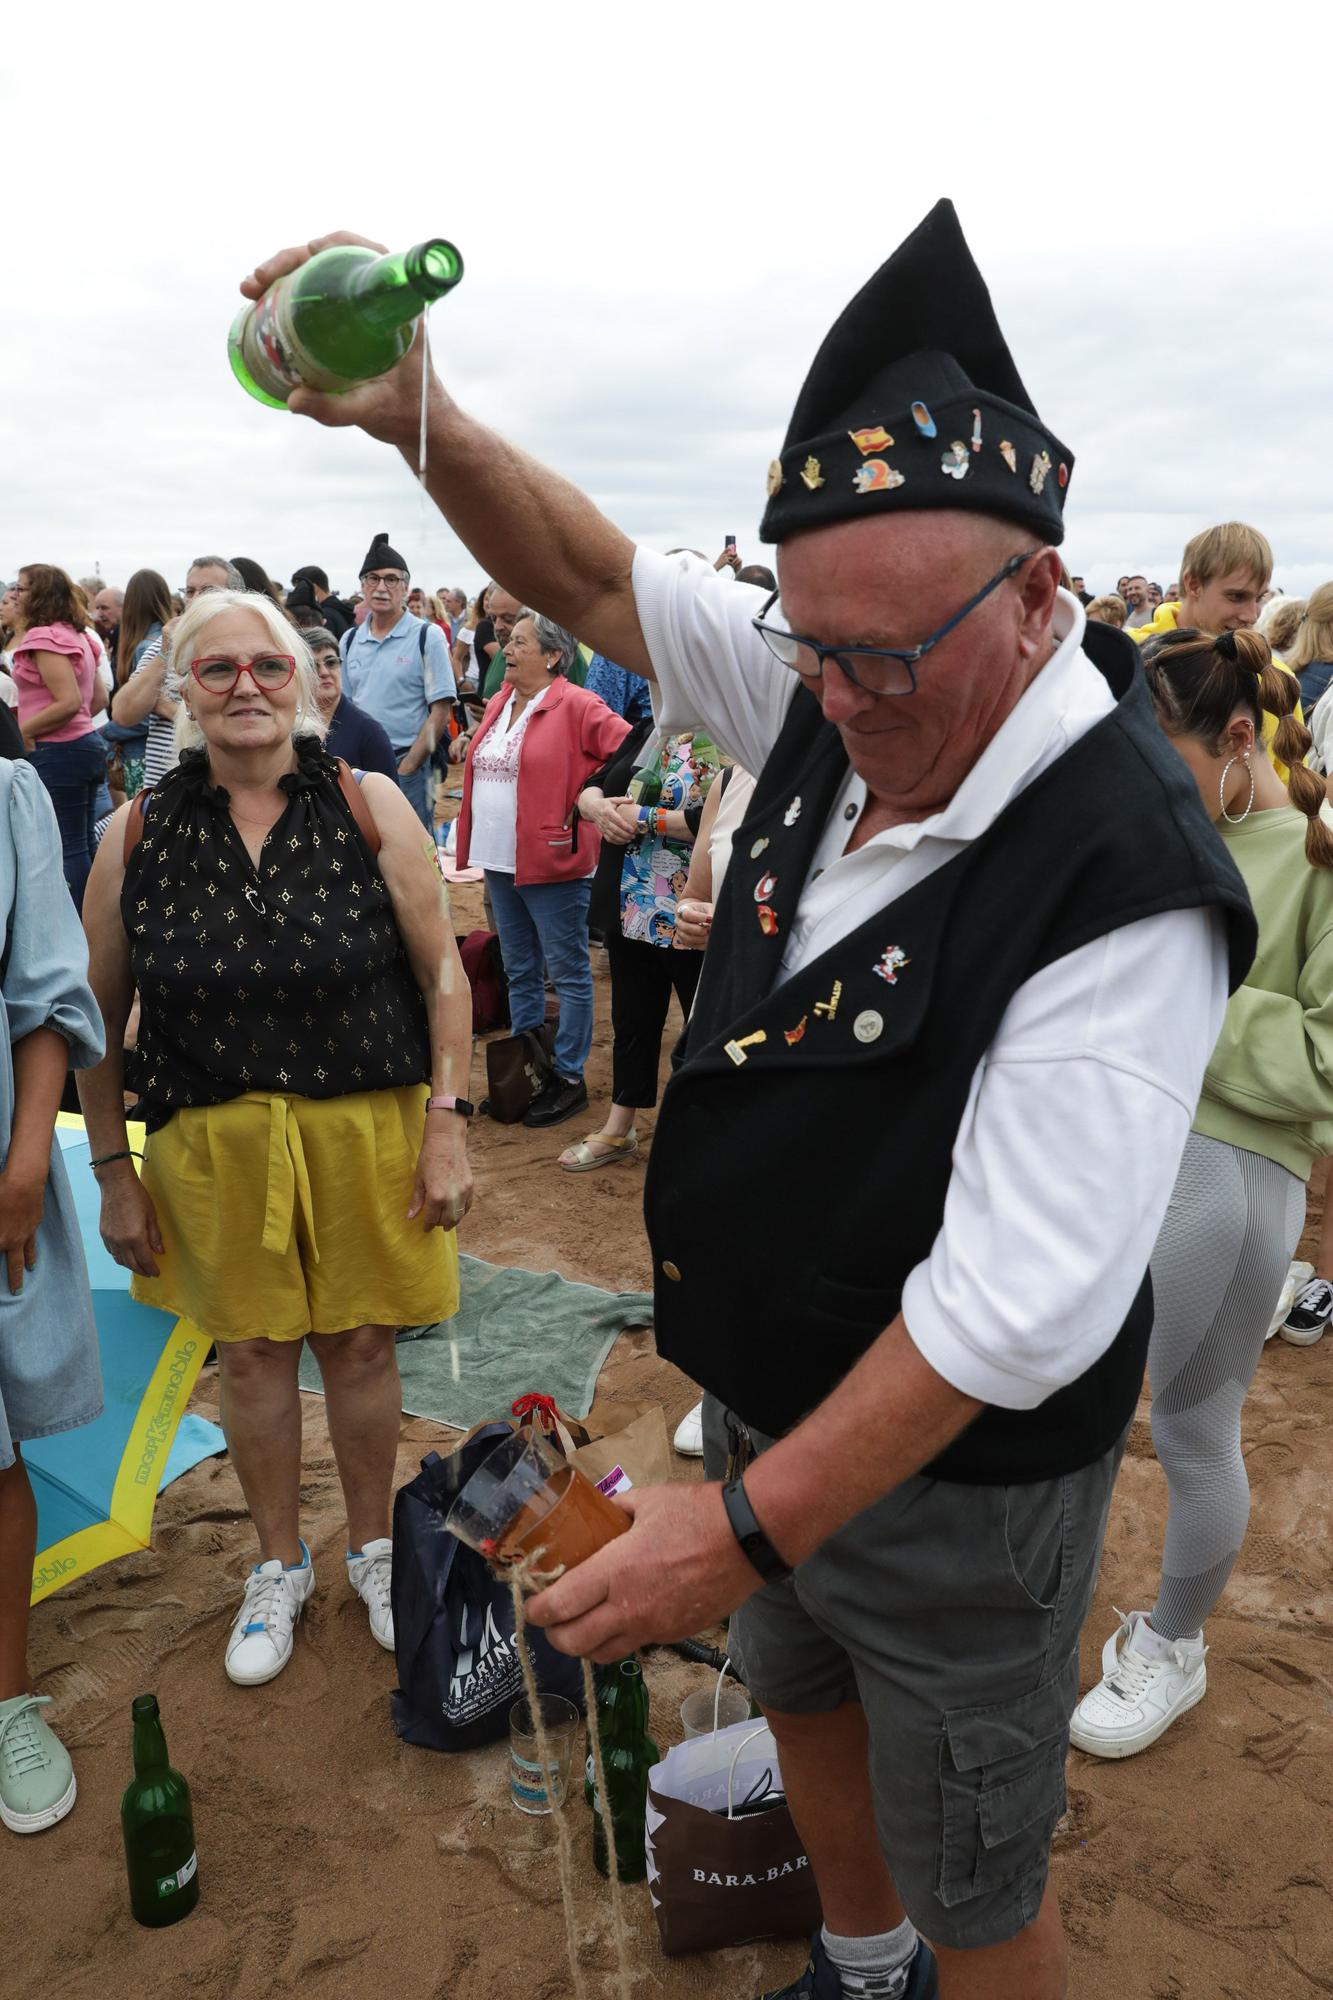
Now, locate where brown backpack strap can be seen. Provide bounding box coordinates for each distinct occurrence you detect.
[122,791,150,867]
[335,758,382,857]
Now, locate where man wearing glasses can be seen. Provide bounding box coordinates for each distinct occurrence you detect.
[340,533,456,828]
[243,205,1253,2000]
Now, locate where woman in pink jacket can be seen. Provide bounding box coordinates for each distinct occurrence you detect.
[455,610,629,1125]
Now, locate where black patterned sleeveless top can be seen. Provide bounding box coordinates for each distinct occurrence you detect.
[122,736,430,1130]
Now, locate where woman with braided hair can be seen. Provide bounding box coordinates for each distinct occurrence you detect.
[1072,626,1333,1758]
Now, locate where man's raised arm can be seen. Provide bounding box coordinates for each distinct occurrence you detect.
[240,233,653,678]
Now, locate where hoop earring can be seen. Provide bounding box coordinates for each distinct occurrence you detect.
[1219,752,1254,824]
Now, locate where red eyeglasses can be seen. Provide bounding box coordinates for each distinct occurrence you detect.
[190,654,297,694]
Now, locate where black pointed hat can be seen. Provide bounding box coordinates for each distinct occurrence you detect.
[759,200,1072,546]
[358,530,409,577]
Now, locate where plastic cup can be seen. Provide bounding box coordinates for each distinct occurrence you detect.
[444,1429,629,1579]
[509,1694,580,1815]
[679,1685,753,1738]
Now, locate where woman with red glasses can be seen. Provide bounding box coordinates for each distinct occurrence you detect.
[77,588,476,1692]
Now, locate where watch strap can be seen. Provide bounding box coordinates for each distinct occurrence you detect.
[426,1094,474,1118]
[721,1475,793,1585]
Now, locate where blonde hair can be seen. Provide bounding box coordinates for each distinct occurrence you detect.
[1257,595,1306,658]
[1285,582,1333,675]
[1179,522,1273,593]
[1085,593,1127,628]
[168,588,324,755]
[1144,626,1333,869]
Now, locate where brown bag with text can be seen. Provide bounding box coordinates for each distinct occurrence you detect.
[645,1721,822,1955]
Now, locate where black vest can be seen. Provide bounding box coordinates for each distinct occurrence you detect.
[643,623,1256,1483]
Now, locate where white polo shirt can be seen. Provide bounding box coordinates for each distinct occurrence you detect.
[633,548,1229,1412]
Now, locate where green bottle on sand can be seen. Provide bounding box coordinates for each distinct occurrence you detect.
[229,238,463,409]
[585,1657,659,1883]
[121,1694,199,1927]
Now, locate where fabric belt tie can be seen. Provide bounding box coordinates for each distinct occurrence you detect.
[260,1094,320,1262]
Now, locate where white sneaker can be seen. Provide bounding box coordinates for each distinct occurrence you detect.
[1069,1610,1207,1759]
[347,1538,394,1651]
[224,1543,315,1686]
[673,1401,705,1457]
[1266,1259,1313,1341]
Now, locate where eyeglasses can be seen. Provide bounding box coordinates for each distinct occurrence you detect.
[751,548,1041,696]
[362,571,407,588]
[190,654,297,694]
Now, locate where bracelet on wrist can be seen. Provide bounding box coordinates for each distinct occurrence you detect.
[721,1474,794,1584]
[90,1149,142,1171]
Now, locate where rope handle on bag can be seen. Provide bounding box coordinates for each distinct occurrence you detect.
[726,1724,775,1821]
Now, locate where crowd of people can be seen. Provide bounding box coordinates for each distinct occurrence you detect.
[2,200,1331,2000]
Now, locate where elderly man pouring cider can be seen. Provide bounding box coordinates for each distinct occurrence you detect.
[241,203,1255,2000]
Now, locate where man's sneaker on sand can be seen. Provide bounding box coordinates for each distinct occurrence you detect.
[673,1401,705,1457]
[347,1538,394,1651]
[225,1542,315,1686]
[1282,1276,1333,1346]
[1069,1610,1207,1759]
[759,1928,939,1999]
[0,1695,76,1834]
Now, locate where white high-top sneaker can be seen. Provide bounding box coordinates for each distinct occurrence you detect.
[1069,1610,1207,1759]
[224,1543,315,1686]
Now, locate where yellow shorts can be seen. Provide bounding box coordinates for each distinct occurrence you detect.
[132,1087,459,1342]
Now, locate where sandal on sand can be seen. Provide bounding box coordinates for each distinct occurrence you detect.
[559,1130,639,1173]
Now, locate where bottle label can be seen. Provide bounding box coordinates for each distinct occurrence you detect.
[595,1465,632,1498]
[585,1749,601,1816]
[156,1851,197,1898]
[240,281,343,401]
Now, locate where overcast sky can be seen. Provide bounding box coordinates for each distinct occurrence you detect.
[5,2,1331,606]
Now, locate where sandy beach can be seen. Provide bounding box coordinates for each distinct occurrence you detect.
[17,867,1333,2000]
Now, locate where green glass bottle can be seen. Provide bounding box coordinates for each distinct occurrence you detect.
[120,1694,199,1928]
[627,763,663,810]
[229,238,464,409]
[584,1657,659,1883]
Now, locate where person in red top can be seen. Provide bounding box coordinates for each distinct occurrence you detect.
[11,565,108,910]
[455,610,629,1124]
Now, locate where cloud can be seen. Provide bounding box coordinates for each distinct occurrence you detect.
[4,3,1330,606]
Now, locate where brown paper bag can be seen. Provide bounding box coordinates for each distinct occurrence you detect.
[570,1400,672,1495]
[645,1723,821,1955]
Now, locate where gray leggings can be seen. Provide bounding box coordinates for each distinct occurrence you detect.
[1148,1130,1305,1639]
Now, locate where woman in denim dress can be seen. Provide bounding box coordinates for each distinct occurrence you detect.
[0,760,104,1835]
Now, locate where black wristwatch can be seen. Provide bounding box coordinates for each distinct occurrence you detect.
[721,1475,794,1584]
[426,1094,475,1118]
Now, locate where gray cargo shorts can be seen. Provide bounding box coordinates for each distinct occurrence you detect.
[703,1395,1125,1951]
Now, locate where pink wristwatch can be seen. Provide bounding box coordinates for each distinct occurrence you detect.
[426,1094,475,1118]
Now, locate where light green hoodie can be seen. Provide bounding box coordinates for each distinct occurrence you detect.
[1193,806,1333,1180]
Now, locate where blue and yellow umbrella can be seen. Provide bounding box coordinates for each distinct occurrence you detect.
[27,1118,225,1605]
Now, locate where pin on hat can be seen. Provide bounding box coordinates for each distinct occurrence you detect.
[874,944,910,985]
[940,441,969,480]
[750,837,770,859]
[849,426,895,454]
[754,872,778,902]
[1029,450,1053,495]
[767,460,784,497]
[784,796,802,826]
[757,905,779,937]
[999,440,1018,474]
[853,1009,884,1044]
[971,407,983,454]
[854,459,905,494]
[800,457,825,491]
[911,401,938,439]
[784,1017,808,1046]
